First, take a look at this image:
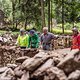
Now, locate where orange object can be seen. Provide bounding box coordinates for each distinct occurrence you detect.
[71,34,80,49]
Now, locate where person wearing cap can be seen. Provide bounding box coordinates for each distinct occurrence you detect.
[41,27,56,50]
[71,27,80,50]
[29,30,39,48]
[16,29,29,49]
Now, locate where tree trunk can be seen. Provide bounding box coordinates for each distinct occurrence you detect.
[48,0,50,32]
[50,0,52,32]
[62,0,64,34]
[12,1,15,29]
[15,20,18,29]
[41,0,46,30]
[25,18,27,30]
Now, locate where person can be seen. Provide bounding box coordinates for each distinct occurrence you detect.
[71,27,80,50]
[29,30,39,48]
[41,27,56,50]
[16,29,29,49]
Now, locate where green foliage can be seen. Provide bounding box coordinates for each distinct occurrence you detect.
[54,0,80,23]
[0,0,80,32]
[52,28,72,35]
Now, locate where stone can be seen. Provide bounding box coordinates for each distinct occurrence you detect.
[57,49,80,74]
[68,70,80,80]
[16,56,29,63]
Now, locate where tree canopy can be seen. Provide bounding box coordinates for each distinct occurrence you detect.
[0,0,80,31]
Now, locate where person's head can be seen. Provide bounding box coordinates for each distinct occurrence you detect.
[43,27,48,34]
[29,30,35,36]
[20,28,25,35]
[25,31,28,34]
[72,27,79,36]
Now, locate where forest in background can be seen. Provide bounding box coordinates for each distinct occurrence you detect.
[0,0,80,34]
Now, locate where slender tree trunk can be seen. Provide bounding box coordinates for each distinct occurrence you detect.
[41,0,46,30]
[12,1,15,29]
[15,22,17,29]
[50,0,52,32]
[15,20,18,29]
[62,0,64,34]
[25,18,27,30]
[48,0,50,32]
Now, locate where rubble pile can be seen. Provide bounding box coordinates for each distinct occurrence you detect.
[0,33,72,49]
[53,35,72,49]
[0,48,80,80]
[0,46,39,66]
[0,32,18,46]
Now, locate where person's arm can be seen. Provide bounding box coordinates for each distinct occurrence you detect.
[35,34,39,48]
[51,34,59,39]
[40,35,43,44]
[28,36,31,48]
[26,35,29,48]
[16,35,20,46]
[77,35,80,49]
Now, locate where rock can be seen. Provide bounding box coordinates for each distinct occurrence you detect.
[14,66,24,77]
[43,75,50,80]
[7,63,17,69]
[16,56,30,63]
[57,49,80,74]
[20,71,29,80]
[32,59,54,77]
[68,70,80,80]
[0,46,39,66]
[21,58,34,70]
[0,67,8,74]
[34,52,49,58]
[21,52,50,72]
[46,67,67,80]
[0,68,14,80]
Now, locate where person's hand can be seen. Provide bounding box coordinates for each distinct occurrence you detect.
[15,41,18,45]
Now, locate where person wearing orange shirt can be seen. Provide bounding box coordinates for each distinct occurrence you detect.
[71,27,80,50]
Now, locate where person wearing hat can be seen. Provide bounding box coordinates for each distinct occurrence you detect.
[29,30,39,48]
[16,28,29,49]
[71,27,80,50]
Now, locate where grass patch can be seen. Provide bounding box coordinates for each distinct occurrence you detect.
[52,28,72,35]
[0,30,19,35]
